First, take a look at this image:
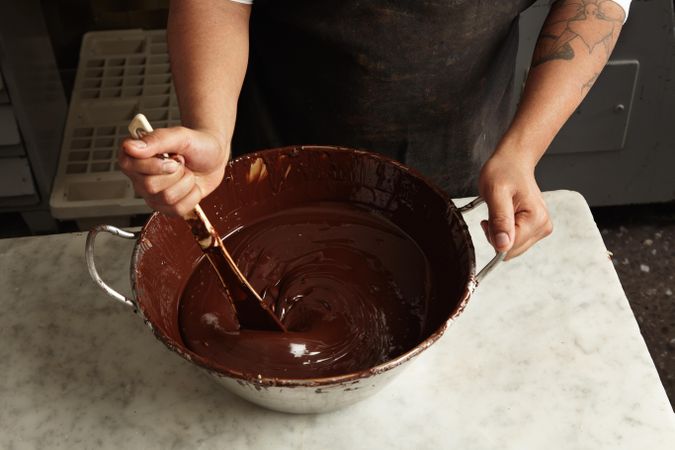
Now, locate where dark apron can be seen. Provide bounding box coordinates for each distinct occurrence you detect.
[233,0,535,196]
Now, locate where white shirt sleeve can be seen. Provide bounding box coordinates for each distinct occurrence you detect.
[229,0,253,4]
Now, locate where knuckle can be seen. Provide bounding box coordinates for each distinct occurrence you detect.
[167,163,185,180]
[144,130,167,151]
[534,204,549,221]
[160,189,178,206]
[542,220,554,237]
[143,128,163,144]
[152,158,168,175]
[533,206,552,234]
[489,214,513,228]
[117,151,131,169]
[118,158,130,173]
[142,179,161,195]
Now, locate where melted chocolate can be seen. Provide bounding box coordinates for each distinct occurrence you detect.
[178,201,432,379]
[133,147,473,384]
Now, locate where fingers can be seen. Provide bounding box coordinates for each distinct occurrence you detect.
[121,127,192,159]
[483,187,515,253]
[123,154,199,216]
[118,126,205,216]
[506,203,553,260]
[480,192,552,260]
[146,170,196,208]
[116,124,232,218]
[127,163,185,196]
[136,168,202,217]
[119,147,181,176]
[118,128,189,180]
[478,151,553,260]
[147,183,202,217]
[120,138,154,159]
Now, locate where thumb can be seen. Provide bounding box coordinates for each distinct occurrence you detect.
[484,189,515,253]
[121,137,156,159]
[121,127,191,160]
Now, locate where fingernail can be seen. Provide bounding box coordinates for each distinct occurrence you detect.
[494,232,510,248]
[129,140,147,149]
[162,159,179,174]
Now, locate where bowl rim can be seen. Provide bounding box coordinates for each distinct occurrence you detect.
[130,145,477,387]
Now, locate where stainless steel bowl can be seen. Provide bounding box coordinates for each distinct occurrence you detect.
[86,146,502,414]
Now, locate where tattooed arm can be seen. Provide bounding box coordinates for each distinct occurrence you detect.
[532,0,625,90]
[479,0,626,258]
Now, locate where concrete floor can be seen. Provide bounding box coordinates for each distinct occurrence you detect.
[1,202,673,410]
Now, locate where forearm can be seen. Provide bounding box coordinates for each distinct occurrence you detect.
[497,0,626,167]
[167,0,251,158]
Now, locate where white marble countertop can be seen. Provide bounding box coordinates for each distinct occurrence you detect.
[0,190,673,449]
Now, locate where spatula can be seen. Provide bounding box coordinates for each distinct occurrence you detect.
[128,113,286,332]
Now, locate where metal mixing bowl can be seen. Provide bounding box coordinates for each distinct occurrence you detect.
[86,146,502,413]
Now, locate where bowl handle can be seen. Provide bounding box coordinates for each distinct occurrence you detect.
[85,225,139,308]
[457,197,506,286]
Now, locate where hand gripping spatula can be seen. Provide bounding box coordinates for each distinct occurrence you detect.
[128,114,286,332]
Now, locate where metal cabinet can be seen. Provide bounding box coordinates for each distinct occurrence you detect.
[0,0,67,231]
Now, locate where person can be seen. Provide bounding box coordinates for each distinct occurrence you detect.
[119,0,630,259]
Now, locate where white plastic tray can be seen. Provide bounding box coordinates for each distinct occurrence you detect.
[50,29,179,220]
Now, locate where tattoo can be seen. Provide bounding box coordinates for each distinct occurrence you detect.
[532,0,625,67]
[535,42,575,65]
[581,71,600,94]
